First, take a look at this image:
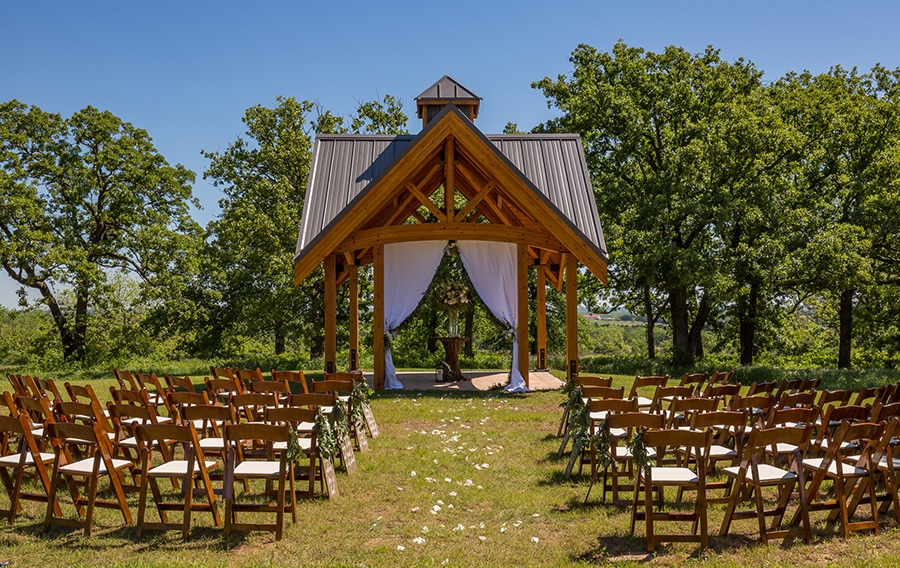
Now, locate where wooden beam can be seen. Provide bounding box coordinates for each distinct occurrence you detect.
[349,265,359,371]
[536,265,547,371]
[445,136,455,223]
[565,254,579,381]
[406,182,446,222]
[324,253,337,374]
[457,180,496,221]
[336,223,565,255]
[373,245,385,390]
[518,243,530,388]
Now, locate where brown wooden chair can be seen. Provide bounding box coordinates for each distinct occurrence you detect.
[248,379,291,403]
[677,372,709,397]
[285,393,337,410]
[601,411,666,507]
[312,379,366,451]
[719,424,813,544]
[576,375,613,388]
[135,422,221,540]
[163,374,198,394]
[266,406,324,499]
[631,427,713,552]
[234,367,264,391]
[702,383,740,409]
[271,370,309,395]
[5,374,30,398]
[581,399,642,505]
[762,405,820,467]
[810,404,871,456]
[627,375,669,409]
[113,368,141,392]
[679,410,747,504]
[206,376,244,405]
[230,392,278,424]
[0,412,59,524]
[794,419,884,538]
[746,380,777,397]
[223,423,295,541]
[134,372,171,417]
[43,420,133,535]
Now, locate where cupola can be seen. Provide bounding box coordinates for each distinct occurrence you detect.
[415,75,481,129]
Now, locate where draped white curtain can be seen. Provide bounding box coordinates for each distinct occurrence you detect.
[457,241,529,392]
[383,241,447,389]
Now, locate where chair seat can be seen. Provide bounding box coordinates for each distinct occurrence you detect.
[59,457,132,475]
[723,463,798,483]
[0,451,55,466]
[273,438,312,452]
[199,437,226,451]
[149,459,218,476]
[648,466,697,484]
[234,460,282,477]
[804,457,866,477]
[614,446,658,459]
[636,396,653,408]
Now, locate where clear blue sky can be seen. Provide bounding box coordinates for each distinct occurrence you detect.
[2,0,898,307]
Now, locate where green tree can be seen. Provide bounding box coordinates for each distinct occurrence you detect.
[0,101,200,363]
[780,66,900,368]
[201,95,408,357]
[535,42,767,365]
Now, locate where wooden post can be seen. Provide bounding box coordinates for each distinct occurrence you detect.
[536,264,547,370]
[445,136,455,223]
[349,264,359,371]
[565,254,579,381]
[373,245,385,390]
[324,254,337,374]
[517,244,530,388]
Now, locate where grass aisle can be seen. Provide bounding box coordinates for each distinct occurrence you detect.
[4,388,900,566]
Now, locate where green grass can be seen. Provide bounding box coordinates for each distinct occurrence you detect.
[4,381,900,566]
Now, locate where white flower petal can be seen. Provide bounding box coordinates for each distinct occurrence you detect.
[531,537,539,543]
[397,545,406,551]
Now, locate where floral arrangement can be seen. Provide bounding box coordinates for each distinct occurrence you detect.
[438,281,469,310]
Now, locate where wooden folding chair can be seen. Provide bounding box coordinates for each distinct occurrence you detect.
[794,419,884,538]
[231,392,278,423]
[581,397,638,495]
[223,423,295,541]
[272,370,309,395]
[0,412,59,523]
[163,374,198,394]
[313,379,367,451]
[285,393,337,411]
[248,379,291,404]
[677,372,709,397]
[701,383,740,409]
[134,372,171,417]
[631,427,713,552]
[627,375,669,409]
[762,406,820,467]
[576,375,613,388]
[266,406,325,498]
[719,424,813,544]
[809,404,871,456]
[113,368,141,392]
[844,416,900,526]
[746,380,777,397]
[678,410,747,504]
[206,376,244,405]
[5,374,30,398]
[665,396,719,430]
[44,420,133,535]
[135,422,221,539]
[600,411,666,506]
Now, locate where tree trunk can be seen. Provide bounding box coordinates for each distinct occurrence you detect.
[274,322,285,355]
[669,287,692,366]
[643,285,656,359]
[687,292,710,360]
[738,281,759,366]
[838,288,854,369]
[310,335,324,359]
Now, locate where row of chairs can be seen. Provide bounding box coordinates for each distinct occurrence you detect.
[1,369,377,541]
[577,379,900,551]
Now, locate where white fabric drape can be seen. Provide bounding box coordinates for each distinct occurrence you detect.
[383,241,447,389]
[457,241,529,392]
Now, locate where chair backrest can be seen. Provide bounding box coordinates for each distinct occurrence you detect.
[206,376,243,400]
[580,385,624,400]
[5,373,30,397]
[312,379,354,395]
[231,392,278,422]
[30,376,63,402]
[708,370,734,386]
[642,427,713,468]
[576,375,613,388]
[678,372,709,395]
[14,395,55,428]
[225,423,290,454]
[248,379,291,397]
[136,421,203,457]
[799,377,823,392]
[774,378,803,400]
[181,403,236,439]
[627,375,669,399]
[649,385,694,413]
[815,388,853,409]
[285,393,336,409]
[742,424,813,466]
[235,368,265,391]
[163,374,198,394]
[778,390,817,409]
[870,401,900,422]
[271,370,309,394]
[666,396,719,428]
[586,397,638,415]
[54,400,103,428]
[702,383,740,407]
[764,405,819,429]
[691,410,748,449]
[728,393,775,415]
[113,368,140,391]
[746,380,777,396]
[265,406,318,427]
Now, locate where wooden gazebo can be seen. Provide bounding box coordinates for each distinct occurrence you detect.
[293,76,608,389]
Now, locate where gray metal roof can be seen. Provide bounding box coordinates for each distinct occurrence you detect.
[416,75,481,102]
[295,130,607,263]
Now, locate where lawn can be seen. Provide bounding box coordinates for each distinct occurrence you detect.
[3,379,900,567]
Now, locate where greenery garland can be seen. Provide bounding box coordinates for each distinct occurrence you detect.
[330,398,350,439]
[562,378,611,469]
[314,409,339,461]
[627,428,650,471]
[350,379,373,425]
